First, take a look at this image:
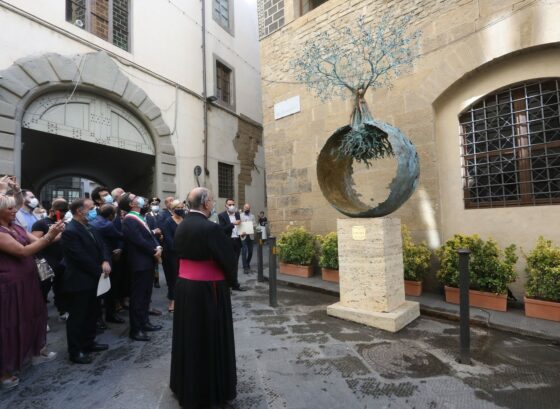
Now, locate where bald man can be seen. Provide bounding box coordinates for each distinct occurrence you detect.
[170,187,237,408]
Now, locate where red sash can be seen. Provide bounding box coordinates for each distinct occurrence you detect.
[178,259,224,281]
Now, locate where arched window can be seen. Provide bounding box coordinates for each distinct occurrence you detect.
[459,79,560,208]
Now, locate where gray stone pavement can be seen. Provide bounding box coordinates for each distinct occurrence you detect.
[2,268,560,409]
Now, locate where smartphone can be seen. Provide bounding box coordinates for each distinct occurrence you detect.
[55,210,61,222]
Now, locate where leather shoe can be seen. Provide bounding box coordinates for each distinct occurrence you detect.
[96,319,108,330]
[106,314,125,324]
[129,331,150,341]
[69,352,92,364]
[149,308,162,316]
[232,286,247,292]
[84,343,109,352]
[142,323,162,332]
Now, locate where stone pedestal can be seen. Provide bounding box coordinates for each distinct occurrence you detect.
[327,218,419,332]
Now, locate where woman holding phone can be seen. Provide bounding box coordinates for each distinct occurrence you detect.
[0,193,65,390]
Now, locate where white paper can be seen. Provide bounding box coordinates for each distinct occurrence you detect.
[97,274,111,296]
[238,221,254,236]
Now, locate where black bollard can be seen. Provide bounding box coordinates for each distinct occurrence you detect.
[458,248,471,365]
[268,236,278,307]
[257,238,264,282]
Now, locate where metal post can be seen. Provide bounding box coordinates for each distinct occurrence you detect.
[458,248,471,365]
[268,236,278,307]
[257,238,264,282]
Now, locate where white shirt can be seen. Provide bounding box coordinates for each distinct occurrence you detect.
[228,213,239,238]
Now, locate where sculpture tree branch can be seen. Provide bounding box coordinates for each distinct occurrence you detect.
[290,13,421,102]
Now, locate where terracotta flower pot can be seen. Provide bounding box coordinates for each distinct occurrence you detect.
[321,268,339,283]
[404,280,422,296]
[524,296,560,322]
[444,286,507,312]
[279,262,313,278]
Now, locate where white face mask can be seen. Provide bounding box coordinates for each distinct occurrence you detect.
[227,205,236,213]
[35,212,47,219]
[151,205,160,213]
[28,198,39,209]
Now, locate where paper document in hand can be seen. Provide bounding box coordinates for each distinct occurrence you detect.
[97,274,111,296]
[238,221,254,235]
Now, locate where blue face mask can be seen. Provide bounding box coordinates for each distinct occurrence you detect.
[86,209,97,222]
[136,197,145,208]
[103,195,113,204]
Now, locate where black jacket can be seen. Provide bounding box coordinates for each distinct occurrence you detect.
[217,210,240,238]
[122,213,160,272]
[61,219,110,293]
[174,211,236,286]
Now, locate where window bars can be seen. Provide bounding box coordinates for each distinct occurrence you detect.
[460,79,560,208]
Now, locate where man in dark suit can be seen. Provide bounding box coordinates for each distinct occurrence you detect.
[119,192,163,341]
[62,198,112,364]
[145,197,163,289]
[218,198,245,291]
[90,204,125,324]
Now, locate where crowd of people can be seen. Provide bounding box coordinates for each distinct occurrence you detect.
[0,175,268,407]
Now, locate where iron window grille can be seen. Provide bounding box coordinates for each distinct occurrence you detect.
[216,61,232,105]
[459,78,560,208]
[66,0,130,51]
[218,162,234,199]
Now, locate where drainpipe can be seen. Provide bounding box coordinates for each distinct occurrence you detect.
[202,0,209,184]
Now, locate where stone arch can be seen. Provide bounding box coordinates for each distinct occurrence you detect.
[0,51,176,196]
[422,3,560,107]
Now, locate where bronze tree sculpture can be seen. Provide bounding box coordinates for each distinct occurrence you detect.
[291,14,422,217]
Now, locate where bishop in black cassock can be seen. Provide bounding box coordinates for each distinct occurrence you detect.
[170,187,237,408]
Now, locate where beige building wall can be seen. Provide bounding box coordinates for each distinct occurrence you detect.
[259,0,560,297]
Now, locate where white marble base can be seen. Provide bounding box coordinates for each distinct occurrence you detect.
[327,300,420,333]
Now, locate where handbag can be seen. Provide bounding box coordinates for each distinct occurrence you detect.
[36,258,54,281]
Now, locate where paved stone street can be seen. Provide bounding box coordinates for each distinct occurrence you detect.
[2,271,560,409]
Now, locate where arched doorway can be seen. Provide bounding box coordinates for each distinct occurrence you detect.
[0,51,177,198]
[21,91,156,199]
[38,176,102,209]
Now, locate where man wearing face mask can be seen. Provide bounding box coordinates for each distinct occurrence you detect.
[15,190,39,232]
[90,204,125,325]
[61,198,112,364]
[240,203,257,274]
[119,193,163,341]
[91,186,114,209]
[32,198,70,317]
[218,198,245,291]
[145,197,163,289]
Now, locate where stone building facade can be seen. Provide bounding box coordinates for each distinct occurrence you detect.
[0,0,266,211]
[258,0,560,296]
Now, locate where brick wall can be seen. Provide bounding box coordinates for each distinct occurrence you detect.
[258,0,285,39]
[234,117,263,205]
[260,0,548,237]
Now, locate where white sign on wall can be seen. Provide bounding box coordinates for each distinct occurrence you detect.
[274,96,301,120]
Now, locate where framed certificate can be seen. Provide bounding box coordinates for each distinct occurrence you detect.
[238,221,254,235]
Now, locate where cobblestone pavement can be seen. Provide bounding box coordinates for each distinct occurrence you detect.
[2,272,560,409]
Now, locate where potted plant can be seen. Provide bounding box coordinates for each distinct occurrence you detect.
[436,234,518,312]
[402,225,430,296]
[318,232,339,283]
[524,236,560,321]
[277,227,315,278]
